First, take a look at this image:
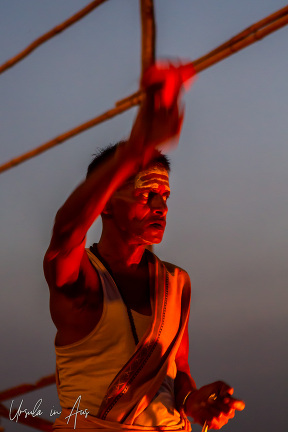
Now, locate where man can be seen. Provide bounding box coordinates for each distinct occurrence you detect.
[44,64,245,431]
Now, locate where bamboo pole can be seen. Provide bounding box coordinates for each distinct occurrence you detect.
[117,4,288,104]
[193,4,288,68]
[1,5,288,175]
[140,0,156,253]
[0,95,141,174]
[140,0,156,78]
[0,374,56,402]
[0,0,108,75]
[193,5,288,73]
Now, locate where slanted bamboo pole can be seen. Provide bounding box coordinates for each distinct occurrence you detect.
[194,4,288,65]
[1,5,288,175]
[0,0,108,75]
[0,374,56,402]
[193,4,288,73]
[140,0,156,78]
[117,4,288,104]
[0,95,141,174]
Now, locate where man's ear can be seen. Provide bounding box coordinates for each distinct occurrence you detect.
[102,199,113,216]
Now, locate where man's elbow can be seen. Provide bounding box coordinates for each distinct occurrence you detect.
[43,253,80,289]
[176,359,191,376]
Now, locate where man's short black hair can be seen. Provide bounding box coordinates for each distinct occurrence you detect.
[86,141,170,178]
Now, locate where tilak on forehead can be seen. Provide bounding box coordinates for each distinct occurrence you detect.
[134,166,170,194]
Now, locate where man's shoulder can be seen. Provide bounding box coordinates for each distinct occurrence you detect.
[160,260,191,301]
[161,259,190,281]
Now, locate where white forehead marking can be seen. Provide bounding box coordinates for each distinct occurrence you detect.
[134,166,170,192]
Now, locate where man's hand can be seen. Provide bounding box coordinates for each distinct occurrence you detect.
[128,61,196,168]
[184,381,245,430]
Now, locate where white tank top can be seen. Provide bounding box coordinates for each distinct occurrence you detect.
[55,250,181,426]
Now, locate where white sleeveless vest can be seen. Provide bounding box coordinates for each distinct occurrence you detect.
[55,250,181,427]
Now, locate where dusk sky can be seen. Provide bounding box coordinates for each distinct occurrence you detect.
[1,1,287,431]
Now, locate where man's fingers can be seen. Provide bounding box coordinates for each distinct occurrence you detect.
[191,382,245,430]
[209,399,233,414]
[161,71,182,108]
[142,62,194,110]
[178,62,196,89]
[214,381,234,397]
[227,409,236,420]
[207,409,236,430]
[230,398,245,411]
[216,393,245,411]
[226,387,234,396]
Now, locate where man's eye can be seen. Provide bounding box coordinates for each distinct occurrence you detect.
[137,192,149,201]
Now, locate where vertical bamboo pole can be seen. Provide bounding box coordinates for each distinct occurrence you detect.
[140,0,156,252]
[140,0,156,78]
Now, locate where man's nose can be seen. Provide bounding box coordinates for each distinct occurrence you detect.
[150,194,168,216]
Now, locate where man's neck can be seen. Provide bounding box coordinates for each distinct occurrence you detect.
[97,235,147,271]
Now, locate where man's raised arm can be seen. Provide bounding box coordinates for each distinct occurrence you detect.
[44,63,193,289]
[43,144,139,288]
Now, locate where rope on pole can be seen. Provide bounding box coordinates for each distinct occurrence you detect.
[0,0,108,75]
[0,5,288,175]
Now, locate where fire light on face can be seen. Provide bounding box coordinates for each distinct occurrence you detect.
[134,166,170,198]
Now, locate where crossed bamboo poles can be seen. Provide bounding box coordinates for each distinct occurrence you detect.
[0,4,288,174]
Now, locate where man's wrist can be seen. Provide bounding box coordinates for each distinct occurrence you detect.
[182,388,197,411]
[114,140,141,175]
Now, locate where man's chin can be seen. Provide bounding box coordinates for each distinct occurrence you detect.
[136,233,164,245]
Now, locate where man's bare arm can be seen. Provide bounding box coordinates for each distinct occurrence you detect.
[174,269,197,410]
[44,63,190,289]
[174,272,245,429]
[174,319,197,408]
[44,145,139,287]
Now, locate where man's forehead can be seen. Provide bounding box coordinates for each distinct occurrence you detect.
[134,166,170,191]
[116,165,170,196]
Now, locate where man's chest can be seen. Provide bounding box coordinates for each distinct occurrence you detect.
[112,269,152,316]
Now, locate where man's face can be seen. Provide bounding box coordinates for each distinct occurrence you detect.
[108,165,170,245]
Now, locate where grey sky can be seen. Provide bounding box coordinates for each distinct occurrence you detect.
[1,1,287,431]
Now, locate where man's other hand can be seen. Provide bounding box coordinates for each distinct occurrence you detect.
[184,380,245,430]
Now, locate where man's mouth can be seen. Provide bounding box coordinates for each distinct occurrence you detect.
[148,220,166,229]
